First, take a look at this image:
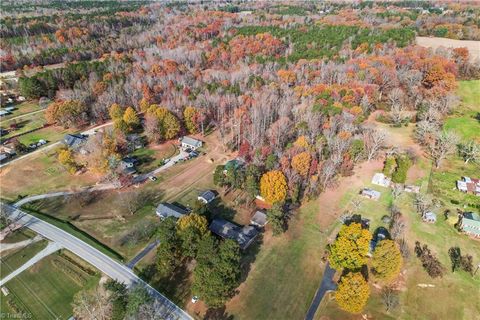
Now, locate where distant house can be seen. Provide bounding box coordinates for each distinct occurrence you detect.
[223,158,245,174]
[155,203,190,219]
[180,136,202,150]
[0,152,9,163]
[209,218,259,250]
[457,177,480,196]
[250,210,268,228]
[371,173,391,188]
[360,188,381,201]
[0,110,10,116]
[198,190,217,204]
[63,134,87,150]
[422,211,437,223]
[459,212,480,238]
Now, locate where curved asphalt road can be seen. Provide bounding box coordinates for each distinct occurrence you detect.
[2,203,192,320]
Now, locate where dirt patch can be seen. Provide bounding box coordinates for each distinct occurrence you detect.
[416,37,480,62]
[316,159,384,228]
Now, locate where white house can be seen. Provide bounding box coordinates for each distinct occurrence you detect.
[371,173,391,188]
[180,136,202,150]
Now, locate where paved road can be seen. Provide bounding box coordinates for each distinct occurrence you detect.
[2,203,192,320]
[0,121,112,168]
[0,241,62,286]
[305,262,337,320]
[126,239,160,269]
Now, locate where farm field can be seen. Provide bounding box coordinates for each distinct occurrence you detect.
[0,251,100,320]
[416,37,480,61]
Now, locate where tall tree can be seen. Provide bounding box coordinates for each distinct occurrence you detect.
[176,213,209,258]
[329,223,372,270]
[335,272,370,314]
[260,170,288,204]
[371,240,403,281]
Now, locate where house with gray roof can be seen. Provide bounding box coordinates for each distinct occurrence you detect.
[63,134,87,150]
[250,210,268,228]
[209,218,259,250]
[360,188,381,201]
[155,203,190,219]
[198,190,217,204]
[460,212,480,238]
[180,136,202,150]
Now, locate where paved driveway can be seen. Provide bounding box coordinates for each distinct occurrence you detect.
[305,262,337,320]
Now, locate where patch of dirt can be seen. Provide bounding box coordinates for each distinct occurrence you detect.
[316,159,384,228]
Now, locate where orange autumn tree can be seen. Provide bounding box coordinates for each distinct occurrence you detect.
[335,272,370,314]
[260,170,288,204]
[291,152,311,177]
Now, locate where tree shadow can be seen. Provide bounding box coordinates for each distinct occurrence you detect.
[204,306,234,320]
[238,232,263,284]
[208,199,238,221]
[475,112,480,123]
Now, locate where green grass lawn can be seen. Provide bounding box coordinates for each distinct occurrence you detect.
[227,201,338,319]
[0,253,100,320]
[1,228,37,243]
[131,143,178,173]
[0,101,43,122]
[0,110,46,140]
[0,240,48,278]
[18,125,72,145]
[444,80,480,141]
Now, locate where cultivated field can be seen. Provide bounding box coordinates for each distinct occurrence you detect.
[416,36,480,61]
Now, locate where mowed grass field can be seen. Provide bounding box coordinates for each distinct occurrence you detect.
[0,252,99,320]
[0,239,48,278]
[0,101,43,121]
[444,80,480,142]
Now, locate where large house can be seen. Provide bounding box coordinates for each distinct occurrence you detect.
[63,134,87,151]
[155,203,190,219]
[180,136,202,150]
[459,212,480,238]
[456,177,480,196]
[209,218,259,250]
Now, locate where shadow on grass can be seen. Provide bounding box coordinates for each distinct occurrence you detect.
[204,306,234,320]
[209,199,238,221]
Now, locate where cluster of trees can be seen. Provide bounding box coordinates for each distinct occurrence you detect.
[383,152,413,184]
[328,220,403,313]
[448,246,474,275]
[155,215,241,307]
[414,241,444,278]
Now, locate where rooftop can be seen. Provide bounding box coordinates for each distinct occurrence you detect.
[181,136,202,148]
[209,218,259,250]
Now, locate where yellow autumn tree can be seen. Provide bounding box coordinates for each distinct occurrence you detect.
[291,152,311,177]
[109,103,124,120]
[260,170,288,204]
[293,135,309,149]
[371,239,403,282]
[176,213,209,257]
[58,148,78,174]
[183,106,199,134]
[163,112,181,139]
[335,272,370,314]
[123,106,140,131]
[328,223,372,270]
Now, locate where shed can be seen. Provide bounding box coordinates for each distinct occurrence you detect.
[155,203,189,219]
[371,173,391,188]
[198,190,217,204]
[250,210,268,228]
[361,188,381,201]
[209,218,259,250]
[180,136,202,150]
[404,185,420,193]
[422,211,437,223]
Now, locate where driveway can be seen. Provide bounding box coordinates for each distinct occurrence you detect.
[305,262,337,320]
[126,240,160,269]
[2,203,192,320]
[133,150,189,183]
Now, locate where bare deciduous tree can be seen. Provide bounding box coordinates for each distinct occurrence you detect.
[362,127,386,161]
[428,131,460,168]
[381,286,400,312]
[458,141,480,164]
[73,287,112,320]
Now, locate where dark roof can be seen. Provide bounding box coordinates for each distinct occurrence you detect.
[63,134,86,148]
[156,203,189,219]
[199,190,216,203]
[224,159,244,171]
[209,218,259,250]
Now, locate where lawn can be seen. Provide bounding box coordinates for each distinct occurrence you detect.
[0,252,100,320]
[0,110,47,140]
[0,100,43,121]
[0,228,36,244]
[444,80,480,142]
[131,142,178,173]
[0,147,98,200]
[225,201,337,320]
[0,239,48,278]
[18,125,72,145]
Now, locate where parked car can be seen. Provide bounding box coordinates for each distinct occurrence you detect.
[149,176,157,181]
[191,296,199,304]
[28,143,37,149]
[189,151,199,157]
[38,139,47,145]
[185,148,192,153]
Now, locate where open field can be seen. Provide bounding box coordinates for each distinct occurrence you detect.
[0,101,43,122]
[0,146,99,200]
[444,80,480,142]
[0,252,100,320]
[17,125,72,145]
[131,141,178,173]
[0,239,48,278]
[416,37,480,61]
[0,109,47,140]
[0,228,36,243]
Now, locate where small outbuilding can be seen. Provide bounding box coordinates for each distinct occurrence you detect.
[360,188,381,201]
[459,212,480,238]
[457,177,480,196]
[156,203,189,219]
[371,173,391,188]
[180,136,202,150]
[250,210,268,228]
[422,211,437,223]
[198,190,217,204]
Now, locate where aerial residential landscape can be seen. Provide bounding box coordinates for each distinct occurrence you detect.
[0,1,479,319]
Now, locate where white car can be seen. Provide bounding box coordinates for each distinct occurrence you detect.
[191,296,199,304]
[149,176,157,181]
